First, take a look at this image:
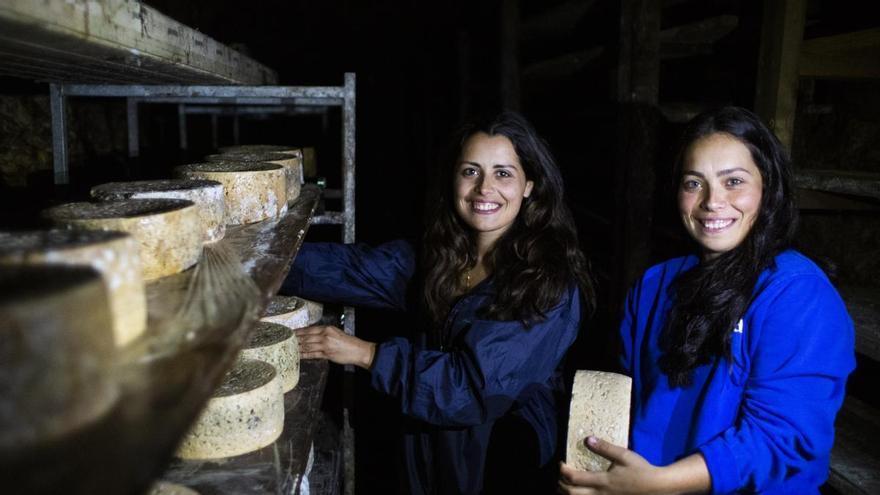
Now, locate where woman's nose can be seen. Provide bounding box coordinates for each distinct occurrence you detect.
[701,187,726,211]
[478,175,495,194]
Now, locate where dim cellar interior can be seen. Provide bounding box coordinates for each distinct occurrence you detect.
[0,0,879,494]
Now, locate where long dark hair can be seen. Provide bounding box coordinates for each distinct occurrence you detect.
[659,106,798,387]
[422,111,594,337]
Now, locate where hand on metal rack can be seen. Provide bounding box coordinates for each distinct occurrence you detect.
[295,325,376,370]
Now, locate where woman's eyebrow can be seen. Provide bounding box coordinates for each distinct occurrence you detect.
[716,167,753,176]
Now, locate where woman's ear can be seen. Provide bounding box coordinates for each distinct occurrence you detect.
[524,180,534,198]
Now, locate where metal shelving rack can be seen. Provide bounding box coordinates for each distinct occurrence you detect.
[47,73,358,494]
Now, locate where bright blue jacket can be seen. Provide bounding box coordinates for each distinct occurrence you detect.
[283,240,582,494]
[621,250,855,494]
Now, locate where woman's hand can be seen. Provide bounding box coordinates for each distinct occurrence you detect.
[295,325,376,370]
[558,437,710,495]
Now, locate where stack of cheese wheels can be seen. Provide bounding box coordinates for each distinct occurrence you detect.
[206,152,301,204]
[0,230,147,347]
[90,179,226,243]
[174,162,287,225]
[566,370,632,472]
[176,359,284,459]
[240,322,300,392]
[261,295,310,330]
[44,199,202,281]
[0,265,118,451]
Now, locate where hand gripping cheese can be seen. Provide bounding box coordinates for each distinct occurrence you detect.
[261,295,310,330]
[0,229,146,346]
[176,359,284,459]
[175,162,287,225]
[44,198,202,280]
[206,151,301,204]
[240,322,300,392]
[91,179,226,243]
[566,371,632,472]
[0,265,118,451]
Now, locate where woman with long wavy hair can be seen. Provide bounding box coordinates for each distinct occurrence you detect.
[284,111,594,494]
[560,106,855,494]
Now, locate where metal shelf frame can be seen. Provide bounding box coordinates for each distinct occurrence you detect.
[47,73,358,494]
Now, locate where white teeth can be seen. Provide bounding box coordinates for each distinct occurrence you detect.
[701,219,733,230]
[473,202,500,211]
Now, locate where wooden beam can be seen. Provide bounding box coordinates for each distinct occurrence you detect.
[659,15,739,44]
[800,28,880,80]
[754,0,806,151]
[795,170,880,201]
[830,396,880,495]
[520,0,597,42]
[521,46,604,82]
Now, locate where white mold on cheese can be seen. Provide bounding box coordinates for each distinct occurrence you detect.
[566,370,632,472]
[207,151,301,204]
[174,162,287,225]
[240,322,300,392]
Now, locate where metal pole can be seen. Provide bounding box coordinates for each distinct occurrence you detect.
[49,84,69,185]
[341,71,357,495]
[178,104,188,150]
[126,98,140,157]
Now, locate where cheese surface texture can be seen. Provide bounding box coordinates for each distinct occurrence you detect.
[261,295,309,330]
[176,359,284,459]
[44,198,202,280]
[240,322,300,392]
[0,266,118,451]
[207,152,301,204]
[0,229,146,346]
[175,162,287,225]
[566,370,632,472]
[91,179,226,243]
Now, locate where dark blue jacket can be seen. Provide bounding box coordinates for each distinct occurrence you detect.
[621,250,855,494]
[283,240,582,494]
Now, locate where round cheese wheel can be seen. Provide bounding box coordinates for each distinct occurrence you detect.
[91,179,226,243]
[44,199,202,281]
[302,298,324,325]
[206,152,301,204]
[261,295,309,330]
[174,162,287,225]
[566,370,631,472]
[0,265,118,451]
[0,229,146,347]
[176,359,284,460]
[218,144,303,160]
[240,322,299,392]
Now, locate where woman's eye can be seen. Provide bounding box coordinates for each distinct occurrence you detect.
[496,170,511,178]
[726,177,744,187]
[682,180,700,190]
[462,168,478,177]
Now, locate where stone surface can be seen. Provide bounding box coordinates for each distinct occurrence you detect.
[566,370,632,472]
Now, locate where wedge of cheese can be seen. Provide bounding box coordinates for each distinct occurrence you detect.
[0,229,146,346]
[44,199,202,281]
[0,265,118,451]
[261,295,309,330]
[206,151,301,204]
[175,162,287,225]
[240,322,300,392]
[566,370,632,472]
[91,179,226,243]
[176,359,284,460]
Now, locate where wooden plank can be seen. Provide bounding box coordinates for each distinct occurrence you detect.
[659,15,739,44]
[839,286,880,363]
[796,188,880,211]
[795,170,880,201]
[0,0,276,84]
[0,186,320,495]
[754,0,806,151]
[829,396,880,495]
[800,28,880,80]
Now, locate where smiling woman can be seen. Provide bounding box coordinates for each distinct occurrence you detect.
[283,111,595,494]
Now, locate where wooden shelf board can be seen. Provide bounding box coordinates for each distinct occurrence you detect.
[0,185,320,494]
[829,396,880,495]
[0,0,277,84]
[800,28,880,80]
[839,285,880,363]
[795,170,880,202]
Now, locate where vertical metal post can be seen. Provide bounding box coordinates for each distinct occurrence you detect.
[210,114,219,150]
[178,104,188,150]
[49,84,69,185]
[126,98,140,157]
[341,71,357,495]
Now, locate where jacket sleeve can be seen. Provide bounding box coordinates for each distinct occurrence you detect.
[619,281,640,376]
[698,274,856,494]
[370,286,581,427]
[280,240,415,311]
